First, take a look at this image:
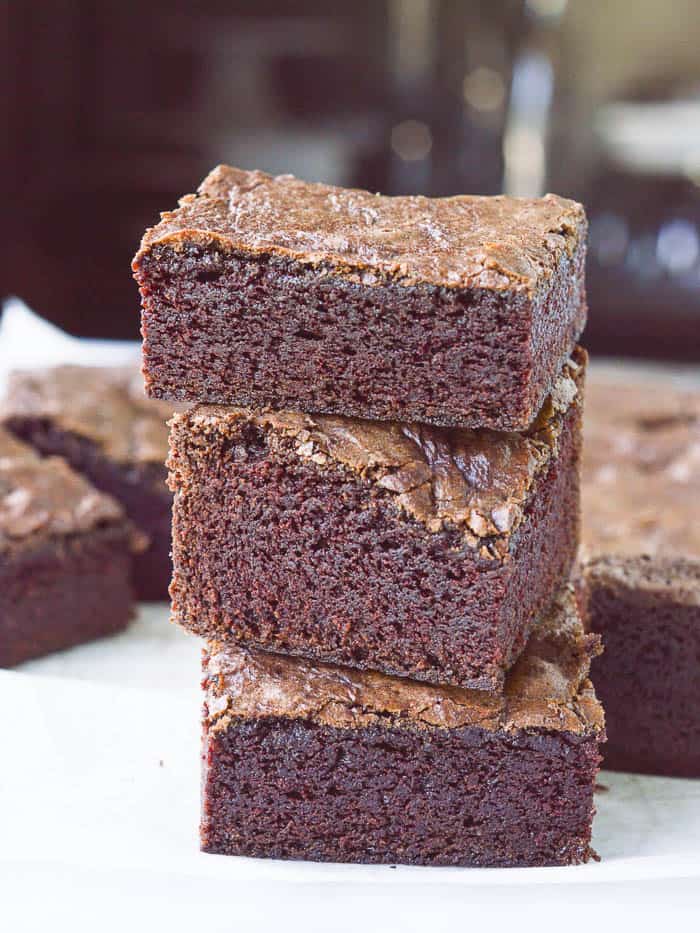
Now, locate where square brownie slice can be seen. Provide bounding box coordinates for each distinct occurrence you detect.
[169,349,585,690]
[201,587,605,867]
[133,165,587,430]
[582,554,700,777]
[0,427,136,666]
[3,365,173,601]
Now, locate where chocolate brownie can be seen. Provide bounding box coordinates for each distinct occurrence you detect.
[582,554,700,777]
[0,428,136,666]
[133,164,587,430]
[3,365,173,601]
[582,377,700,560]
[201,587,604,867]
[169,349,585,690]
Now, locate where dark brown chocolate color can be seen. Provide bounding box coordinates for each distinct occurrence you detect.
[134,165,587,430]
[169,351,584,690]
[582,554,700,777]
[0,428,135,666]
[3,365,173,601]
[201,588,605,867]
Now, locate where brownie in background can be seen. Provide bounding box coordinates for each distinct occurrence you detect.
[134,165,587,431]
[581,375,700,560]
[201,588,604,867]
[3,365,173,601]
[582,554,700,777]
[169,350,584,690]
[0,428,136,666]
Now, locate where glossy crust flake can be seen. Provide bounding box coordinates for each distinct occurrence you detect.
[204,586,604,737]
[136,165,586,294]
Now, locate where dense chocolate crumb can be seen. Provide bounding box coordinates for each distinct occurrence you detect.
[168,351,585,690]
[582,554,700,777]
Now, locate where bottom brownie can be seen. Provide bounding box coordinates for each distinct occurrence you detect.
[201,588,605,867]
[582,554,700,777]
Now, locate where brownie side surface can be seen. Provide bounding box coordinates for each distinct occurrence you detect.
[169,353,584,690]
[583,554,700,777]
[201,589,605,867]
[3,365,173,600]
[0,526,135,667]
[134,165,587,430]
[0,428,135,665]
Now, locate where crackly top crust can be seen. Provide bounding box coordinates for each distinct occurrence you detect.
[583,554,700,608]
[173,348,584,557]
[0,427,127,550]
[3,365,172,466]
[582,376,700,560]
[134,164,587,293]
[203,587,604,736]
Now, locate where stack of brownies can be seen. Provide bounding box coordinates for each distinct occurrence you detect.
[133,166,605,867]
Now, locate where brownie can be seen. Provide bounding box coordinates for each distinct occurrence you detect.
[133,164,587,430]
[201,587,604,867]
[582,554,700,777]
[168,349,585,690]
[0,427,136,666]
[3,365,173,601]
[582,376,700,560]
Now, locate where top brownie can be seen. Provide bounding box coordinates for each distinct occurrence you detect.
[134,165,587,429]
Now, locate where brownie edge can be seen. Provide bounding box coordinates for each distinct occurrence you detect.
[169,349,584,690]
[134,165,587,430]
[200,588,605,867]
[582,554,700,777]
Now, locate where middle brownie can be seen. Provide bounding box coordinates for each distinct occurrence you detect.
[168,348,585,690]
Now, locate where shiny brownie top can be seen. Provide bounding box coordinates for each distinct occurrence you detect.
[135,164,587,294]
[203,586,604,737]
[170,349,585,560]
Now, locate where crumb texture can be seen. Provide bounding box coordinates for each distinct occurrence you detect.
[201,718,601,867]
[168,371,582,689]
[0,525,134,666]
[583,554,700,777]
[203,586,603,735]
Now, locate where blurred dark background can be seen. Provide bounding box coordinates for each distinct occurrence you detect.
[3,0,700,360]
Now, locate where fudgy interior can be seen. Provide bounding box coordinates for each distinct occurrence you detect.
[587,583,700,777]
[170,401,580,690]
[139,243,585,430]
[6,417,172,601]
[201,717,600,867]
[0,526,134,667]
